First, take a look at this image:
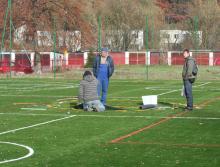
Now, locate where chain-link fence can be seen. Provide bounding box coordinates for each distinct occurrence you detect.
[0,50,220,80]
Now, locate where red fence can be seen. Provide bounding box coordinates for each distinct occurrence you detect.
[214,52,220,66]
[41,54,50,66]
[193,53,209,65]
[14,54,33,73]
[129,53,145,65]
[150,52,168,65]
[171,53,184,65]
[68,53,84,67]
[170,52,219,66]
[0,51,220,73]
[0,54,33,73]
[111,52,125,65]
[0,55,10,72]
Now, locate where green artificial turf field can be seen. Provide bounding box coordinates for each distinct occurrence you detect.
[0,78,219,167]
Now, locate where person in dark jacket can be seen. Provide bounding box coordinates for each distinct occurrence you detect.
[78,71,105,112]
[93,47,114,105]
[182,49,196,111]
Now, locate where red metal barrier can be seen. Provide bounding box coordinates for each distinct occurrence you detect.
[41,54,50,66]
[150,52,161,65]
[137,53,145,65]
[0,54,33,73]
[0,55,10,72]
[1,51,219,73]
[129,53,145,65]
[214,52,220,66]
[110,52,125,65]
[68,53,84,67]
[14,54,33,73]
[171,53,184,65]
[193,53,209,65]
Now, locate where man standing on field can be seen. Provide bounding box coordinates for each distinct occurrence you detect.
[93,47,114,105]
[182,49,197,111]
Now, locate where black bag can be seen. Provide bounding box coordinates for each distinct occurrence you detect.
[189,78,195,83]
[192,60,198,76]
[187,59,198,84]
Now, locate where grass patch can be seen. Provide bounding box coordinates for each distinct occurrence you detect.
[0,78,219,167]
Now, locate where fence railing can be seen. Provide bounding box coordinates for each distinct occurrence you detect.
[0,51,220,74]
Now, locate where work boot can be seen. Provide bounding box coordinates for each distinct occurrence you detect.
[184,106,193,111]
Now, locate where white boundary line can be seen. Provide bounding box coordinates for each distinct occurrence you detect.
[0,86,78,93]
[109,87,145,96]
[0,141,34,164]
[109,82,211,97]
[0,81,77,85]
[0,83,75,86]
[157,82,211,96]
[0,112,220,120]
[0,112,68,117]
[20,108,47,111]
[0,114,75,164]
[108,97,209,99]
[76,114,220,120]
[0,82,212,98]
[0,115,76,136]
[0,95,77,98]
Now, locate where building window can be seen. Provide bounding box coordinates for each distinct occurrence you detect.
[163,33,170,38]
[174,34,179,39]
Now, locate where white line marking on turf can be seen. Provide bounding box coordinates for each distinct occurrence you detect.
[0,112,68,117]
[57,97,77,101]
[192,82,211,87]
[0,112,220,120]
[76,114,220,120]
[0,115,76,136]
[0,85,78,92]
[109,88,145,96]
[0,141,34,164]
[157,82,211,96]
[0,95,77,98]
[109,97,205,99]
[21,108,47,111]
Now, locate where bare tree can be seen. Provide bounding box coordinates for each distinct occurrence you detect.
[0,0,95,51]
[187,0,220,50]
[100,0,163,51]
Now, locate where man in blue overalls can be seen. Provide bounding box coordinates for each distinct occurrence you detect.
[93,48,114,105]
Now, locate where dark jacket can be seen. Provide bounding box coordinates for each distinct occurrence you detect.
[78,75,99,103]
[182,56,196,80]
[93,55,114,78]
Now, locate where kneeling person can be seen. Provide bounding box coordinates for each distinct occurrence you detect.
[78,71,105,112]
